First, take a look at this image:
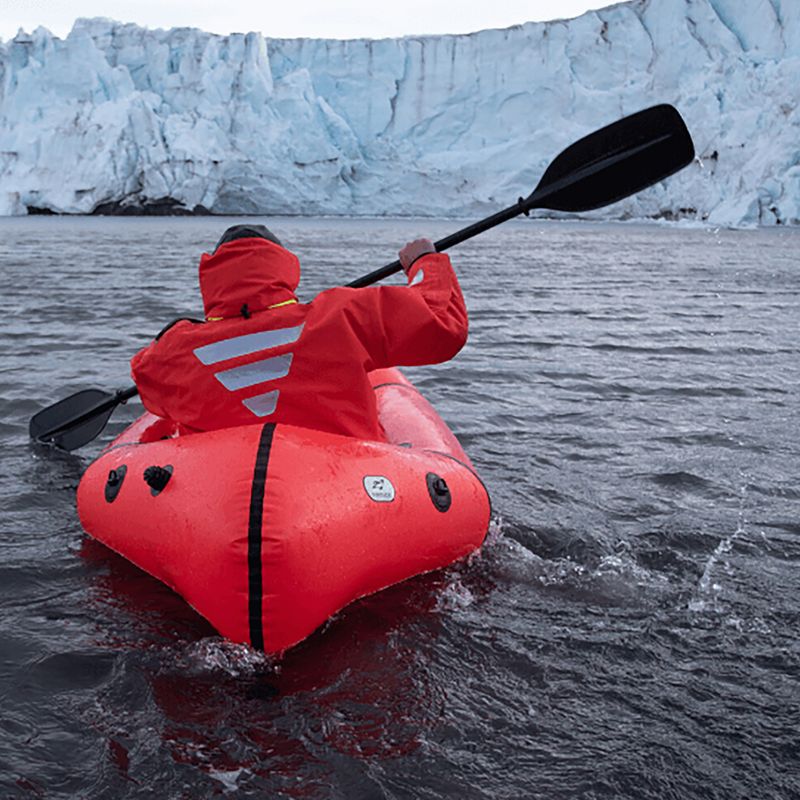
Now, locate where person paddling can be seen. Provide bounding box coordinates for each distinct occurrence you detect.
[130,224,468,441]
[30,106,695,453]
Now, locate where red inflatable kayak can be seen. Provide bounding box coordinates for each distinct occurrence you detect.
[77,368,491,654]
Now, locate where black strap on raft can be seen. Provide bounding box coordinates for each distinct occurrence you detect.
[154,316,204,340]
[240,303,251,319]
[247,423,275,650]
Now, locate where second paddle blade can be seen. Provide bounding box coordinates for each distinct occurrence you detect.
[29,389,116,450]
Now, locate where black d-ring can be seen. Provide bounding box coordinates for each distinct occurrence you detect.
[426,472,452,513]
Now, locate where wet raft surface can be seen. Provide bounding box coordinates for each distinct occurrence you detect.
[1,217,798,798]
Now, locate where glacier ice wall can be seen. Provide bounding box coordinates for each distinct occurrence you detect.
[0,1,798,225]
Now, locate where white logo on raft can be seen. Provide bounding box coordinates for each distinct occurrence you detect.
[363,476,396,503]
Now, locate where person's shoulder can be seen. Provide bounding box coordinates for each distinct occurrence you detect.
[153,316,205,341]
[308,285,363,310]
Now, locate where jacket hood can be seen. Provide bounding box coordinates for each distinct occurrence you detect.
[199,238,300,320]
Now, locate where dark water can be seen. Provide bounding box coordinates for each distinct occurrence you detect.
[1,216,798,799]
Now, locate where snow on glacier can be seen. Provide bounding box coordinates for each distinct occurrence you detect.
[0,0,797,225]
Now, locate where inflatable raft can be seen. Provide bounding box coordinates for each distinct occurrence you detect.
[77,368,491,653]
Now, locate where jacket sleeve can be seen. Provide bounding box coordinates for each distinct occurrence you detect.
[313,253,468,370]
[130,320,193,421]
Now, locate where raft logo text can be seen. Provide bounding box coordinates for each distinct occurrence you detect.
[363,476,396,502]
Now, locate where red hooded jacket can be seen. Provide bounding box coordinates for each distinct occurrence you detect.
[130,238,468,441]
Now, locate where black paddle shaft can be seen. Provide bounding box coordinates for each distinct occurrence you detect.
[347,104,694,288]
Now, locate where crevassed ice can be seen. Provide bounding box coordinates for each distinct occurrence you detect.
[0,5,798,226]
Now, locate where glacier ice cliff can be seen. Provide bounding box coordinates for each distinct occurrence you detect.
[0,0,798,226]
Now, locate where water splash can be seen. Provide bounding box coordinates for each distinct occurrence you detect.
[208,768,248,793]
[436,575,475,611]
[689,482,747,612]
[483,514,504,547]
[176,637,277,677]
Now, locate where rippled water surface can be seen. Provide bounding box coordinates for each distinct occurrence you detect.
[1,217,798,798]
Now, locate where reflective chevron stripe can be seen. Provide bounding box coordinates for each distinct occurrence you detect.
[242,390,280,418]
[193,324,304,365]
[214,354,293,391]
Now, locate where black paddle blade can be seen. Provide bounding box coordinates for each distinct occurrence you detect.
[29,389,117,451]
[529,104,695,213]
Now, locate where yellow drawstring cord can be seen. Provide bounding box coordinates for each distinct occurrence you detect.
[206,298,297,322]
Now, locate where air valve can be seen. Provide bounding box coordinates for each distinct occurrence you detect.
[143,465,173,496]
[426,472,452,513]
